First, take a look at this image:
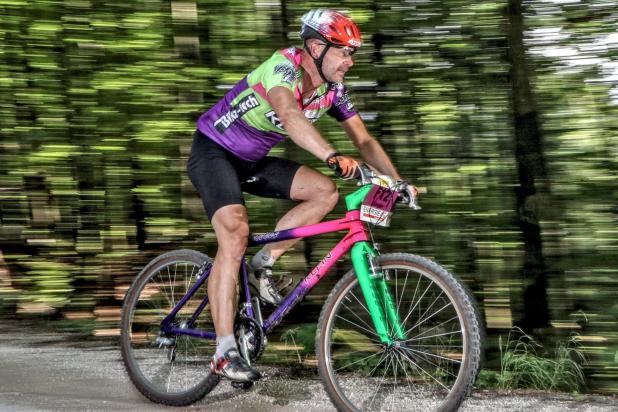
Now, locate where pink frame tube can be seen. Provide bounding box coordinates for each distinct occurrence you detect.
[257,210,370,332]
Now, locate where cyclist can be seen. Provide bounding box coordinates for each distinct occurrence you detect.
[187,8,418,382]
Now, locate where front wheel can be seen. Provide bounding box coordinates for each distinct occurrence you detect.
[316,253,481,412]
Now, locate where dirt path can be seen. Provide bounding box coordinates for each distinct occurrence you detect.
[0,323,615,411]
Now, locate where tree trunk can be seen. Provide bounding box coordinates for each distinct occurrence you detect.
[507,0,551,332]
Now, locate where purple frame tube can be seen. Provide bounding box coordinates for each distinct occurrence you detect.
[161,263,214,338]
[165,210,367,340]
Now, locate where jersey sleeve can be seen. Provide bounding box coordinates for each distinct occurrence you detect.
[327,84,358,122]
[259,54,298,93]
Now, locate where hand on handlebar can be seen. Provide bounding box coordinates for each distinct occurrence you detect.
[327,159,424,210]
[403,183,421,210]
[326,152,359,180]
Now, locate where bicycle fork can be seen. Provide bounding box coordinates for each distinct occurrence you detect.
[350,242,405,344]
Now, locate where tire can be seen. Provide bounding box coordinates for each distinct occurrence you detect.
[316,253,481,412]
[120,249,221,406]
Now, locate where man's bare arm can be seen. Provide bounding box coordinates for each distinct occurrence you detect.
[268,86,336,161]
[341,114,402,180]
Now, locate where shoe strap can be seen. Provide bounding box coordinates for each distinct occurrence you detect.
[255,266,273,277]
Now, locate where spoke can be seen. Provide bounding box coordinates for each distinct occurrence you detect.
[187,263,197,294]
[166,266,174,308]
[404,346,462,365]
[400,279,432,329]
[348,289,372,319]
[149,363,172,389]
[171,264,178,308]
[335,349,383,372]
[127,258,213,396]
[335,314,381,340]
[332,347,380,359]
[154,273,174,310]
[153,281,172,312]
[400,347,460,381]
[183,336,187,390]
[405,300,454,336]
[366,351,390,377]
[398,348,450,391]
[389,269,399,338]
[369,353,393,410]
[166,356,175,392]
[392,350,398,410]
[184,335,204,355]
[409,290,444,332]
[394,269,398,316]
[406,343,463,349]
[405,329,462,343]
[402,273,422,326]
[340,300,376,335]
[396,269,410,320]
[138,293,164,311]
[407,315,460,342]
[394,351,416,396]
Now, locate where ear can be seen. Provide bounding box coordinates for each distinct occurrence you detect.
[307,39,322,59]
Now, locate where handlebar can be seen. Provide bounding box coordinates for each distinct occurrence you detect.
[330,162,423,210]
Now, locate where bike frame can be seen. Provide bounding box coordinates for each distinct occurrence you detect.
[160,185,406,344]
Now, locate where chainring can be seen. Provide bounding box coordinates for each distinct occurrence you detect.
[234,315,266,362]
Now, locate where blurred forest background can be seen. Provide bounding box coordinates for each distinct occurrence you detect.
[1,0,617,393]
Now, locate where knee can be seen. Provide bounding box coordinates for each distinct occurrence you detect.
[217,220,250,260]
[319,180,339,211]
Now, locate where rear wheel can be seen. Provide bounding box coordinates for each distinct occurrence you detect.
[120,249,220,406]
[316,253,481,411]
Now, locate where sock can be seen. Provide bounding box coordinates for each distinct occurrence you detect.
[251,249,276,272]
[215,334,237,359]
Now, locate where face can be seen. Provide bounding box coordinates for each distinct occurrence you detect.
[314,43,356,83]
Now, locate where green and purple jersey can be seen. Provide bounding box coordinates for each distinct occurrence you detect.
[196,47,357,162]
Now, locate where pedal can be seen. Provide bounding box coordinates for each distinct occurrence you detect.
[276,275,294,291]
[231,381,254,390]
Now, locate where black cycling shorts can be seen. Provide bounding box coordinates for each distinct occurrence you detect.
[187,129,302,220]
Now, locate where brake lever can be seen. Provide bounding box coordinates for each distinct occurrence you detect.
[398,183,422,210]
[409,194,421,210]
[356,164,374,185]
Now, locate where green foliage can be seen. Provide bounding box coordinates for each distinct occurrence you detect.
[476,328,586,392]
[0,0,617,393]
[280,324,317,364]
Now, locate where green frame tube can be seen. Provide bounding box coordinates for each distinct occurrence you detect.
[346,186,406,344]
[350,241,391,343]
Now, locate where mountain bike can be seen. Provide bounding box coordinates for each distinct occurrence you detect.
[120,164,482,411]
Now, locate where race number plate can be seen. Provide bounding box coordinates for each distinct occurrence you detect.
[360,185,399,227]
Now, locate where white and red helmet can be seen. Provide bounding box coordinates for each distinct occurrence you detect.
[300,9,362,49]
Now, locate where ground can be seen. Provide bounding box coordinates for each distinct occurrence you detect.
[0,322,616,411]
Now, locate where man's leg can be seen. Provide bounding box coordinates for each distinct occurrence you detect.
[187,131,259,381]
[255,165,338,261]
[207,204,260,382]
[209,204,249,339]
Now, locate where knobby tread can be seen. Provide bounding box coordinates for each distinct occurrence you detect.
[120,249,221,406]
[316,253,482,412]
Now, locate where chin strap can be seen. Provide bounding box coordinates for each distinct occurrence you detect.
[304,41,331,84]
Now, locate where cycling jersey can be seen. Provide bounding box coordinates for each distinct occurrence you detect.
[196,47,357,162]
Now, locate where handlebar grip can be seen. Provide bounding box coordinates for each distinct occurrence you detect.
[327,161,343,178]
[398,185,424,210]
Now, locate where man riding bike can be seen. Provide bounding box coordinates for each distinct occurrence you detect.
[187,8,418,383]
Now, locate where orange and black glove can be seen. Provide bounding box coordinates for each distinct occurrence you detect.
[326,152,359,180]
